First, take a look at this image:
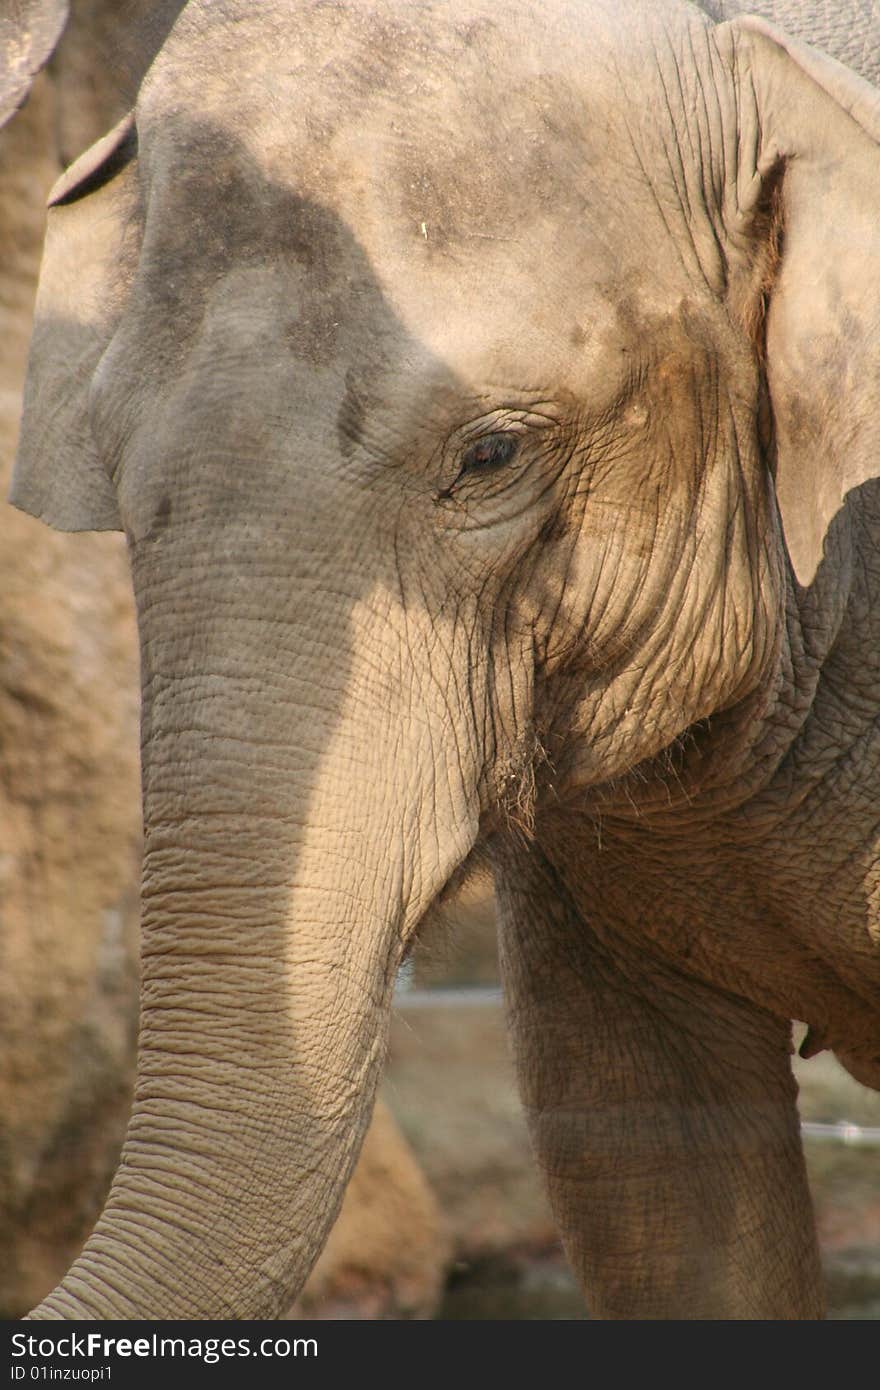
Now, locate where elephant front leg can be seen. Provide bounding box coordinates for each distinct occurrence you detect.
[496,854,823,1319]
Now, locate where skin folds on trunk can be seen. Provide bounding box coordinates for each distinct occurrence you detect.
[28,526,477,1319]
[19,144,494,1311]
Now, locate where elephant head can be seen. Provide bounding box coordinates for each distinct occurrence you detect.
[8,0,880,1317]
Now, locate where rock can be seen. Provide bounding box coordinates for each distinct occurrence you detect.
[0,63,143,1319]
[385,994,558,1261]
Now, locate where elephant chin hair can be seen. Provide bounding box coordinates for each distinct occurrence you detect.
[496,726,551,843]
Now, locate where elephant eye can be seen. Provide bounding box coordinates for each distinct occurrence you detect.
[460,431,520,475]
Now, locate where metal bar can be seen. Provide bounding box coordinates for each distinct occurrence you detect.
[801,1120,880,1147]
[394,987,880,1146]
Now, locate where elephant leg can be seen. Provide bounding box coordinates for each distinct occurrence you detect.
[496,853,823,1319]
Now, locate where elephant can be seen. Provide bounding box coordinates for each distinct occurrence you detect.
[6,0,880,1319]
[0,1,67,131]
[0,0,449,1321]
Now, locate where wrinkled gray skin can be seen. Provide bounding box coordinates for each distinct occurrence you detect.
[703,0,880,84]
[0,0,190,1319]
[8,0,880,1319]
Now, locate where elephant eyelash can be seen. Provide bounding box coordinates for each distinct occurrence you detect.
[435,431,521,500]
[460,431,521,475]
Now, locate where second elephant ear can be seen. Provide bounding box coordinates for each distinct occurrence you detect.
[10,110,137,531]
[0,0,68,130]
[718,16,880,587]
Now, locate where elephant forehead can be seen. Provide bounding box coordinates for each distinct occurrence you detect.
[130,0,716,397]
[143,0,615,126]
[133,80,647,393]
[132,141,626,410]
[137,0,655,237]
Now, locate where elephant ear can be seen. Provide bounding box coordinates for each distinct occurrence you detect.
[10,110,138,531]
[0,0,68,130]
[719,16,880,586]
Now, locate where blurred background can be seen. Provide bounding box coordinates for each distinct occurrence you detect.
[1,0,878,1321]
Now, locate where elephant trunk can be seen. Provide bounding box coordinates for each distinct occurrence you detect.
[27,539,473,1319]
